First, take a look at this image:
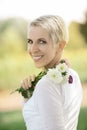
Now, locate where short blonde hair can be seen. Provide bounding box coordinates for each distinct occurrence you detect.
[29,15,69,44]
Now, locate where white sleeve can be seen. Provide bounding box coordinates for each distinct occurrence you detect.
[34,77,66,130]
[22,97,29,106]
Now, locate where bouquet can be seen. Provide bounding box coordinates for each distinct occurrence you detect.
[12,60,73,98]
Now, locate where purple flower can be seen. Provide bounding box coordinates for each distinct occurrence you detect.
[69,75,73,83]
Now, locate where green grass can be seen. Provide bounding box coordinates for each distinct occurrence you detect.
[77,107,87,130]
[0,107,87,130]
[0,110,26,130]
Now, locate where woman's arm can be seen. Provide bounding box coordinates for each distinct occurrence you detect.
[34,77,66,130]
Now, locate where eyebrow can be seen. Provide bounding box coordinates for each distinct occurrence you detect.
[27,38,31,40]
[27,38,32,41]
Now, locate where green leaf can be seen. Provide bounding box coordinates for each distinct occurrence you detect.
[13,71,47,98]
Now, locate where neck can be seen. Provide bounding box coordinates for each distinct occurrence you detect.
[44,53,62,70]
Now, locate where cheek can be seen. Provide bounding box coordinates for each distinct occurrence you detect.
[46,48,56,59]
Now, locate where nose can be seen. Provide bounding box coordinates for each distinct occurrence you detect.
[28,43,39,53]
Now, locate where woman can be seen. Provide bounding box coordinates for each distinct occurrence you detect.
[21,15,82,130]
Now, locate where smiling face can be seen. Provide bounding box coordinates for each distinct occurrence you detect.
[27,26,63,69]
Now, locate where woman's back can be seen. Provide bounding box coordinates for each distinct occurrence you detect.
[22,68,82,130]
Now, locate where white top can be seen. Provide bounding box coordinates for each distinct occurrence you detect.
[22,68,82,130]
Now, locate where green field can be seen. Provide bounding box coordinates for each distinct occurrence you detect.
[0,107,87,130]
[64,48,87,83]
[0,110,26,130]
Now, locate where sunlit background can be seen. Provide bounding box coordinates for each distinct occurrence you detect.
[0,0,87,130]
[0,0,87,23]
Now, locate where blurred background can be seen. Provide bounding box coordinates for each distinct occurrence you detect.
[0,0,87,130]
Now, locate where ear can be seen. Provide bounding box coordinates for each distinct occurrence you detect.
[59,41,66,51]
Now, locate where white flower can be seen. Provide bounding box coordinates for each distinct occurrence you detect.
[56,63,68,73]
[62,73,69,83]
[47,68,63,84]
[47,61,71,84]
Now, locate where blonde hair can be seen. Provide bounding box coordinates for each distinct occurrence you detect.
[29,15,69,44]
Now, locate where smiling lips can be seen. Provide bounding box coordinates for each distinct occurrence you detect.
[32,55,43,62]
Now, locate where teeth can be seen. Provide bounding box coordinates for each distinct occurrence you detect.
[33,56,42,60]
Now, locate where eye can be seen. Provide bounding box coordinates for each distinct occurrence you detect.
[39,39,47,44]
[27,39,33,44]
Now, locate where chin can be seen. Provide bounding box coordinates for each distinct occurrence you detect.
[34,63,44,68]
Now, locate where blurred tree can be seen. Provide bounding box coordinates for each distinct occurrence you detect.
[67,21,86,49]
[0,19,12,34]
[79,11,87,43]
[0,17,27,40]
[0,17,28,56]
